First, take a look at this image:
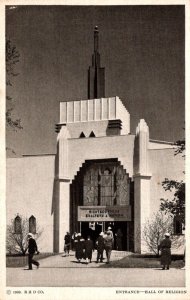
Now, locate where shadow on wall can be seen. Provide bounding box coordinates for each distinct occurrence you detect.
[51,142,60,253]
[133,134,139,175]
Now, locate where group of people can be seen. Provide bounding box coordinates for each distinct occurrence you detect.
[64,227,114,264]
[26,230,179,270]
[65,230,174,268]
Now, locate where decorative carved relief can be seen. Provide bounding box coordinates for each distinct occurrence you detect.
[99,167,116,206]
[116,167,129,205]
[83,167,98,206]
[83,162,129,206]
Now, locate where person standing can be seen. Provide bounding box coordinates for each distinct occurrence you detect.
[107,226,114,248]
[104,231,113,264]
[158,233,171,270]
[107,226,114,239]
[27,233,40,270]
[84,236,94,264]
[74,233,85,262]
[71,232,77,250]
[96,232,105,263]
[64,232,71,256]
[115,228,123,251]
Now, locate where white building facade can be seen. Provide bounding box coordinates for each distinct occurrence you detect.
[6,27,184,254]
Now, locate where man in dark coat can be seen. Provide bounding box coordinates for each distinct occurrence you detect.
[64,232,71,256]
[71,232,77,250]
[84,236,94,263]
[115,228,123,251]
[27,233,40,270]
[96,232,105,263]
[158,232,171,270]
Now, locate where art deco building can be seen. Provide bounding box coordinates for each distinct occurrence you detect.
[7,27,184,253]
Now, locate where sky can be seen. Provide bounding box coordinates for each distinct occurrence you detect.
[6,5,185,157]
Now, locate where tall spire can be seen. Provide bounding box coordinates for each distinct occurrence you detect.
[94,25,99,52]
[88,26,105,99]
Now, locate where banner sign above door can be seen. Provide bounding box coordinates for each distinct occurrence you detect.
[78,206,131,222]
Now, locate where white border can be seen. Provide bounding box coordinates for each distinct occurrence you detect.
[0,1,189,299]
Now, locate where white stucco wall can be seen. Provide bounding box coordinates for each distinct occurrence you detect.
[67,120,109,138]
[67,134,135,180]
[115,97,130,135]
[6,137,185,254]
[59,96,130,138]
[6,155,55,252]
[149,147,184,214]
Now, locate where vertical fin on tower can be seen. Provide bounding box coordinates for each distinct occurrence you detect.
[88,26,105,99]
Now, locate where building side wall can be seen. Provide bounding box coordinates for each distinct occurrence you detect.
[149,148,184,214]
[6,156,55,252]
[149,148,185,254]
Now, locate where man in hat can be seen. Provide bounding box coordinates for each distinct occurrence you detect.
[104,231,113,264]
[27,233,40,270]
[158,233,171,270]
[107,226,113,238]
[107,226,114,248]
[96,232,105,263]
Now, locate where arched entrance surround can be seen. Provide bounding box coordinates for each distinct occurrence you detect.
[70,158,134,251]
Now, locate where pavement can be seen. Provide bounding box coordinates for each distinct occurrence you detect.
[6,250,185,287]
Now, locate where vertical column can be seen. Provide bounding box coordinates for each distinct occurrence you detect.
[59,181,70,251]
[108,97,110,119]
[54,125,71,252]
[80,101,82,122]
[134,174,151,253]
[66,102,68,123]
[101,98,103,120]
[87,99,89,121]
[133,119,151,253]
[94,99,96,120]
[59,125,70,180]
[73,101,75,122]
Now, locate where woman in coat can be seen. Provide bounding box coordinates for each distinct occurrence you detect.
[158,232,171,270]
[74,233,85,262]
[84,236,94,263]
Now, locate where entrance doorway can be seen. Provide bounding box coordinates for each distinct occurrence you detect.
[81,222,103,246]
[105,222,128,251]
[80,221,133,251]
[70,159,134,252]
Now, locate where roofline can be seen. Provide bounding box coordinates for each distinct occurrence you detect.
[58,96,119,103]
[22,154,56,157]
[149,139,175,145]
